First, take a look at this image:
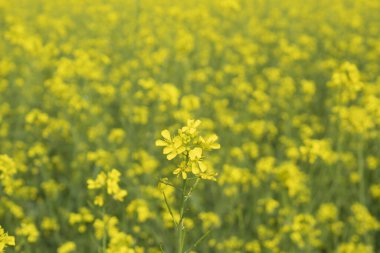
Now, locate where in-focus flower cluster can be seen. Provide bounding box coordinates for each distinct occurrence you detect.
[0,226,15,253]
[156,120,220,180]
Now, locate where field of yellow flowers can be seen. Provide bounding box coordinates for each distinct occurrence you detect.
[1,0,380,252]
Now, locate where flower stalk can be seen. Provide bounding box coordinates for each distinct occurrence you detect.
[155,120,220,253]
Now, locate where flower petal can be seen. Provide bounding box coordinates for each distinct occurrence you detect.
[167,152,177,160]
[173,137,182,148]
[189,147,202,160]
[192,163,200,174]
[210,143,221,149]
[177,146,186,154]
[163,146,173,154]
[198,161,207,172]
[155,140,167,146]
[161,129,171,140]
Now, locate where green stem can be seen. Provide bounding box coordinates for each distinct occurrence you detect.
[185,230,211,253]
[177,179,187,253]
[162,191,178,228]
[186,178,199,200]
[159,244,165,253]
[101,178,108,253]
[159,179,183,192]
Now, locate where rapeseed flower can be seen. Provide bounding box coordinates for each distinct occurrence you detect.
[0,226,15,252]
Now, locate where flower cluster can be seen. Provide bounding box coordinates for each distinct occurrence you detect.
[87,169,127,206]
[156,120,220,180]
[0,226,15,253]
[0,155,17,195]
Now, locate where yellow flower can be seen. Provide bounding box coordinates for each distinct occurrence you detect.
[173,167,188,179]
[57,241,76,253]
[200,134,221,150]
[155,129,172,146]
[87,169,127,205]
[94,195,104,207]
[189,147,207,175]
[41,217,59,232]
[157,120,220,181]
[181,119,201,135]
[107,169,127,201]
[87,172,106,189]
[0,226,15,252]
[199,212,221,230]
[370,184,380,199]
[155,130,185,160]
[16,221,39,243]
[199,171,217,181]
